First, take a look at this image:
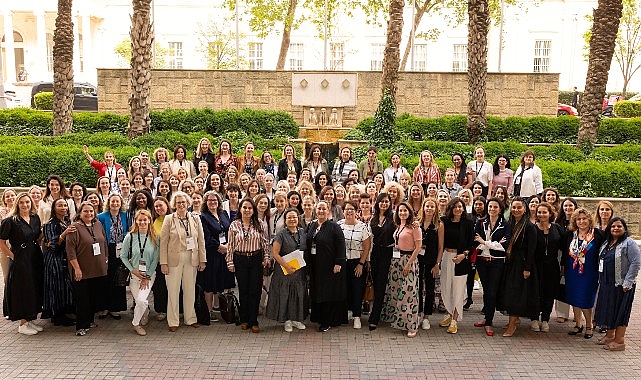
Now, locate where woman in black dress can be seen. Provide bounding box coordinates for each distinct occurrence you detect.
[0,193,44,335]
[367,193,394,331]
[42,198,76,326]
[501,197,539,337]
[306,200,347,332]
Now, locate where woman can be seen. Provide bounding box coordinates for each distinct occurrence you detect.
[383,152,408,184]
[154,162,172,189]
[143,171,155,193]
[373,172,385,192]
[467,146,493,197]
[226,198,271,333]
[260,151,277,179]
[205,172,226,200]
[287,191,303,214]
[318,186,343,221]
[382,182,405,212]
[527,195,540,224]
[277,144,302,181]
[0,189,16,219]
[473,197,511,337]
[331,147,357,184]
[238,142,260,177]
[226,166,240,186]
[436,190,451,217]
[197,157,211,182]
[118,179,133,206]
[215,139,237,179]
[512,150,543,198]
[348,184,363,203]
[255,194,272,230]
[300,164,313,183]
[193,175,205,194]
[38,175,75,224]
[530,202,564,333]
[313,172,332,196]
[156,179,172,204]
[563,207,603,339]
[175,168,189,183]
[263,174,276,203]
[471,181,484,199]
[83,146,123,183]
[451,153,472,188]
[0,193,43,335]
[197,192,233,321]
[334,184,347,209]
[153,147,170,175]
[151,196,170,321]
[380,201,422,337]
[127,189,153,227]
[408,183,424,218]
[472,195,487,222]
[357,193,373,224]
[270,192,288,239]
[594,217,641,351]
[494,186,509,210]
[131,172,145,192]
[66,201,109,336]
[193,137,215,174]
[441,168,463,198]
[492,154,513,196]
[160,191,207,332]
[543,188,562,214]
[169,145,196,179]
[417,198,444,330]
[266,208,308,332]
[286,172,298,191]
[365,181,378,202]
[368,193,394,331]
[247,180,261,200]
[303,144,329,179]
[296,180,316,200]
[179,179,196,198]
[347,169,362,186]
[458,189,473,214]
[83,191,103,215]
[190,193,204,216]
[338,201,372,329]
[223,184,241,221]
[465,195,487,310]
[96,176,112,204]
[299,195,315,229]
[139,151,155,176]
[500,197,539,337]
[306,201,347,332]
[96,194,129,320]
[28,186,43,211]
[595,200,615,231]
[127,156,143,180]
[42,198,75,326]
[556,197,578,232]
[438,198,474,334]
[120,210,160,336]
[413,150,441,188]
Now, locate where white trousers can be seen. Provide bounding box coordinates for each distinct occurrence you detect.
[165,250,197,327]
[555,300,570,319]
[130,273,156,326]
[440,250,468,321]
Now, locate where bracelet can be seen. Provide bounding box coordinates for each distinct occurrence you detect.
[358,262,365,266]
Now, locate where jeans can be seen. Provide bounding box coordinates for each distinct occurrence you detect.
[233,253,263,327]
[130,274,156,326]
[476,258,504,326]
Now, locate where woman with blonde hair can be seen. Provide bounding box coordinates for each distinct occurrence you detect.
[594,200,615,231]
[192,137,215,174]
[237,141,260,177]
[382,182,405,212]
[413,150,441,188]
[457,188,473,214]
[295,180,316,200]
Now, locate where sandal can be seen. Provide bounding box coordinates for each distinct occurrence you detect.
[584,327,593,339]
[568,325,584,336]
[597,335,615,345]
[604,342,626,351]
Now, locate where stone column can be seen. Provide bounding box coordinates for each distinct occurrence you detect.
[72,12,81,75]
[81,14,91,81]
[35,9,48,80]
[3,10,16,83]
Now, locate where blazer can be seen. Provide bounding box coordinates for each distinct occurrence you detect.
[277,158,302,181]
[159,212,206,267]
[473,216,511,259]
[96,211,129,243]
[237,155,260,176]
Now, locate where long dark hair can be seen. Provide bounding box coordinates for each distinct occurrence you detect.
[452,153,467,184]
[556,197,578,228]
[371,193,393,228]
[235,198,263,233]
[507,197,529,257]
[314,171,333,195]
[394,201,415,226]
[493,154,512,175]
[444,198,468,221]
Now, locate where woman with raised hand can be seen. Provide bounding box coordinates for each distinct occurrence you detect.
[226,198,271,333]
[367,193,394,331]
[0,193,43,335]
[83,146,122,183]
[169,145,196,179]
[594,217,641,351]
[160,191,206,332]
[266,208,308,332]
[96,194,129,320]
[193,137,215,174]
[303,144,329,179]
[120,210,159,336]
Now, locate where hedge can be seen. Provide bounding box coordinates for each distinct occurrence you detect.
[0,108,299,138]
[613,100,641,118]
[34,92,53,110]
[348,114,641,144]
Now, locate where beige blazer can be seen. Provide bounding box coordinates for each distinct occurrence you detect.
[159,213,206,267]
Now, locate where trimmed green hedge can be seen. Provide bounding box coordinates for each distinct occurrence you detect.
[349,114,641,144]
[0,108,299,138]
[613,100,641,118]
[34,92,53,110]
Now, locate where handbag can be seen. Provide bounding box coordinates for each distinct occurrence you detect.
[363,264,374,303]
[113,236,132,287]
[218,291,240,325]
[195,284,211,326]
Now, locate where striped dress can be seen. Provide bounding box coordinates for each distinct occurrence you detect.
[42,217,74,314]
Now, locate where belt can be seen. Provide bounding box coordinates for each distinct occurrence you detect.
[478,256,505,262]
[400,250,413,255]
[234,250,262,257]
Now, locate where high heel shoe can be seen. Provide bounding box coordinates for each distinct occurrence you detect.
[584,327,593,339]
[568,325,584,335]
[484,326,495,336]
[502,324,516,337]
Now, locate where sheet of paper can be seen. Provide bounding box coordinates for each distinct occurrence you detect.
[281,250,306,275]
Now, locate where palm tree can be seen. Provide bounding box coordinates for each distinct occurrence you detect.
[52,0,74,135]
[128,0,153,138]
[466,0,489,144]
[578,0,623,151]
[380,0,405,99]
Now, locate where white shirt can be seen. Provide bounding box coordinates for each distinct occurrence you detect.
[383,166,408,183]
[513,164,543,197]
[338,219,372,260]
[467,160,493,187]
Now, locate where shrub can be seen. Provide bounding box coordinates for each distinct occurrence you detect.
[34,92,53,110]
[613,101,641,118]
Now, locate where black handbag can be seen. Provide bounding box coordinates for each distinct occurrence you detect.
[218,291,240,325]
[113,237,132,287]
[195,284,211,326]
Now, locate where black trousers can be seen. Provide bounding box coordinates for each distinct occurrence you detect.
[466,266,477,304]
[346,259,365,317]
[74,276,104,330]
[368,247,392,326]
[152,264,168,313]
[476,259,504,325]
[418,254,436,315]
[233,254,263,327]
[534,296,555,322]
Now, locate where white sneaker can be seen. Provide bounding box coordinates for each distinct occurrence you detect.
[284,320,293,332]
[353,316,361,329]
[28,321,43,332]
[540,321,550,332]
[530,320,541,332]
[18,324,38,335]
[291,321,306,330]
[422,318,431,330]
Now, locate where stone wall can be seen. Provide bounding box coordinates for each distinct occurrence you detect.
[98,69,559,128]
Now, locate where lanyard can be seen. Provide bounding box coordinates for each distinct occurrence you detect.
[106,166,115,182]
[394,225,406,246]
[178,215,190,236]
[288,229,301,249]
[83,221,97,243]
[137,232,149,254]
[273,210,284,232]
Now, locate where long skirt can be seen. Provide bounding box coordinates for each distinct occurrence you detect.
[594,283,636,329]
[440,251,467,321]
[381,255,419,331]
[265,265,307,323]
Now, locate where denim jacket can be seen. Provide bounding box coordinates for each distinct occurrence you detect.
[600,237,641,289]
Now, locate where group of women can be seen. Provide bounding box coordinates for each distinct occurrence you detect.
[0,140,637,351]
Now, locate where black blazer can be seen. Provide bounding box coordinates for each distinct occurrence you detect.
[277,158,302,181]
[442,216,474,276]
[473,216,512,258]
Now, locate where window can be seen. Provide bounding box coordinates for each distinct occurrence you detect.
[533,40,551,73]
[452,44,467,72]
[330,42,344,70]
[288,43,304,70]
[248,42,263,70]
[168,42,183,69]
[46,33,54,72]
[413,44,427,71]
[79,34,84,72]
[370,43,384,71]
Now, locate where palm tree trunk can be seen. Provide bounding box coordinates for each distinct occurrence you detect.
[467,0,489,144]
[52,0,74,136]
[128,0,153,138]
[276,0,298,70]
[381,0,405,99]
[578,0,623,151]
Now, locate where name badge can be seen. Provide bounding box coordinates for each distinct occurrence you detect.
[418,247,425,256]
[139,260,147,276]
[393,247,401,259]
[514,176,521,185]
[116,242,123,258]
[219,233,227,245]
[599,259,604,273]
[311,244,316,255]
[92,243,101,256]
[186,237,195,250]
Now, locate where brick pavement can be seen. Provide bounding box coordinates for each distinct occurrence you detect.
[0,284,639,379]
